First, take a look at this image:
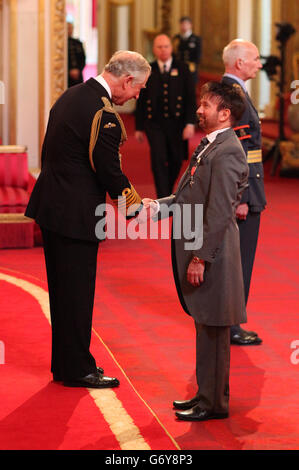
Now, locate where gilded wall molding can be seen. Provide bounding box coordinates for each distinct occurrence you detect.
[160,0,172,36]
[0,0,3,142]
[38,0,45,158]
[9,0,17,144]
[50,0,66,106]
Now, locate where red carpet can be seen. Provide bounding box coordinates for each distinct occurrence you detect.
[0,114,299,450]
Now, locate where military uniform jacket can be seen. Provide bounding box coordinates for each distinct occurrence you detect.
[172,33,202,75]
[157,129,249,326]
[68,37,86,87]
[135,59,197,130]
[222,75,266,213]
[26,78,140,242]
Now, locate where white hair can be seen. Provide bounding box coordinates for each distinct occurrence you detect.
[222,39,254,67]
[104,50,151,84]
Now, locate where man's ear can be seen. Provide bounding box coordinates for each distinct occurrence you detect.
[123,75,134,88]
[235,58,243,71]
[219,108,231,123]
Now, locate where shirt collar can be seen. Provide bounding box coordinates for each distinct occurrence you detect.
[181,30,192,39]
[206,127,231,144]
[157,58,173,73]
[94,74,112,99]
[223,73,247,92]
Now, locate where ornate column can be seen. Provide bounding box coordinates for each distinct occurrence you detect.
[50,0,67,107]
[160,0,172,36]
[0,0,67,168]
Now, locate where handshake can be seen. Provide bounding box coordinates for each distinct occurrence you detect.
[137,198,160,223]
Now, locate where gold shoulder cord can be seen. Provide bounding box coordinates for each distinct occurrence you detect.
[89,97,142,217]
[89,96,128,172]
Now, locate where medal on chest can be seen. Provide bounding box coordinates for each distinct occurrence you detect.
[190,157,201,186]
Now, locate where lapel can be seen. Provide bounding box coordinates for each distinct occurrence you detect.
[176,128,234,193]
[245,91,259,118]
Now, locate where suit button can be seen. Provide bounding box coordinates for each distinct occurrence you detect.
[164,90,168,95]
[176,112,180,117]
[148,114,152,119]
[256,173,260,178]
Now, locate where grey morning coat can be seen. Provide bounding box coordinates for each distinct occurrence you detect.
[157,128,249,327]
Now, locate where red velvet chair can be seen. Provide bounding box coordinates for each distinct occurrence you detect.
[0,145,34,249]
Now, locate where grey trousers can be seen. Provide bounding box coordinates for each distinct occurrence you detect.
[195,323,230,413]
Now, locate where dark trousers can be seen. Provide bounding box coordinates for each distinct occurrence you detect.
[195,323,230,413]
[41,228,99,380]
[145,119,186,198]
[231,211,260,335]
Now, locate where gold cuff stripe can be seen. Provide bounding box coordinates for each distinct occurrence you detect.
[112,185,142,217]
[247,149,262,163]
[89,97,127,172]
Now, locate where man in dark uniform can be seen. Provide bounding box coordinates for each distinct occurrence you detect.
[135,34,197,198]
[222,39,266,346]
[25,51,151,388]
[172,16,202,84]
[67,21,86,87]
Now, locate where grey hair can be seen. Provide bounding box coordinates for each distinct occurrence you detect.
[222,39,249,67]
[104,50,151,83]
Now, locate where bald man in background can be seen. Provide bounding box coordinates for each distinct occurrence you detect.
[222,39,266,346]
[135,34,197,198]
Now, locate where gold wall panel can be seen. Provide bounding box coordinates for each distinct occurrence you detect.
[38,0,45,158]
[50,0,66,106]
[280,0,299,86]
[9,0,17,144]
[200,0,231,74]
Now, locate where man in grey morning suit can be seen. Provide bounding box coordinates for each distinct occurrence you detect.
[222,39,266,346]
[142,82,249,421]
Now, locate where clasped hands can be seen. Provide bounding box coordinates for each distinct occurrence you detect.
[137,198,159,224]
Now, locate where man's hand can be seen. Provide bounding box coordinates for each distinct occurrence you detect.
[142,198,154,209]
[187,258,205,287]
[137,198,158,223]
[182,124,195,140]
[69,68,80,80]
[236,203,249,220]
[135,131,145,143]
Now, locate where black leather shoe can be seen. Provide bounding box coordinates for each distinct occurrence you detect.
[231,330,262,345]
[63,372,119,389]
[173,396,200,410]
[53,366,104,382]
[175,405,228,422]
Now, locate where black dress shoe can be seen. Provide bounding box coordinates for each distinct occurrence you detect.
[231,330,262,346]
[173,396,200,410]
[53,366,104,382]
[175,405,229,422]
[63,372,120,389]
